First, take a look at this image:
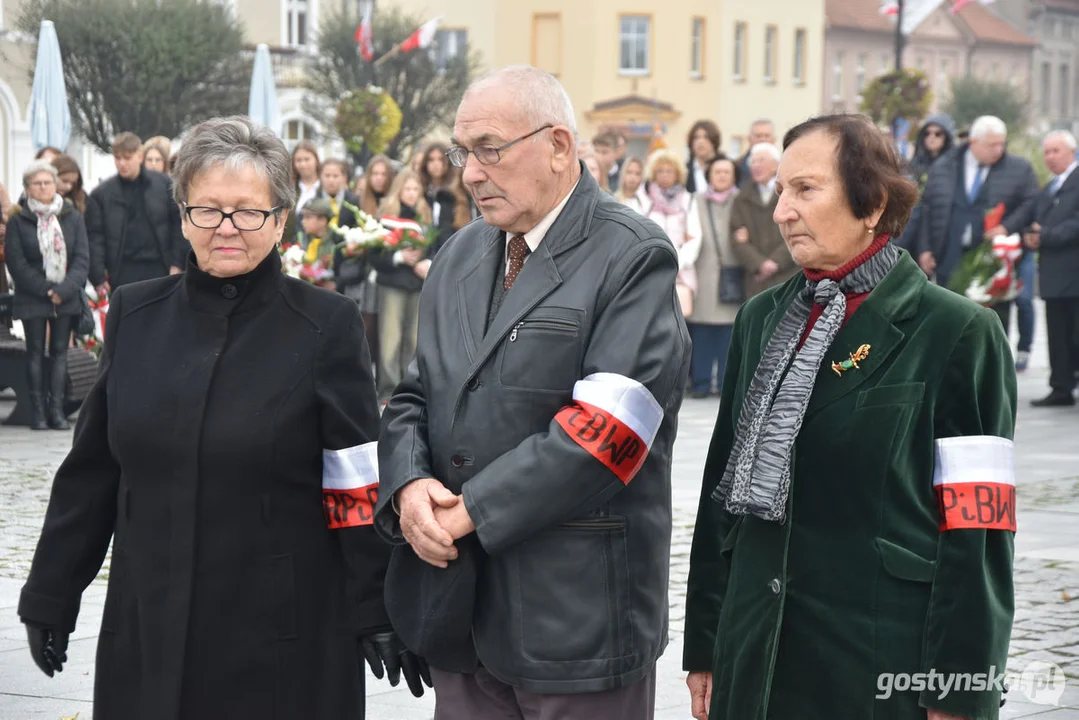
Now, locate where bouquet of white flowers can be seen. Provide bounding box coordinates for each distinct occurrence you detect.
[330,201,390,257]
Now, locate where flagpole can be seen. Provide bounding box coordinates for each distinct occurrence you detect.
[892,0,905,154]
[374,42,402,67]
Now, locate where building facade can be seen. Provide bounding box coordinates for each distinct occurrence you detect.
[388,0,825,159]
[995,0,1079,132]
[824,0,1035,122]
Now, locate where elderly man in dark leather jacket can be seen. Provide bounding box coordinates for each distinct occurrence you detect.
[373,65,690,720]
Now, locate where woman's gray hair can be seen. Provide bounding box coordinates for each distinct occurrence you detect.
[171,116,296,210]
[463,65,577,137]
[22,159,59,188]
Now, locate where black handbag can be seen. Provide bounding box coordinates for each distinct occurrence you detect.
[76,292,95,337]
[705,201,745,304]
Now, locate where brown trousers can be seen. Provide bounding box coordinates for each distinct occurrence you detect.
[431,666,657,720]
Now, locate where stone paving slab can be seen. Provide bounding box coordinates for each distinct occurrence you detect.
[2,306,1079,718]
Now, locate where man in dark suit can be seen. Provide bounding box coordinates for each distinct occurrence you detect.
[86,132,186,295]
[914,115,1039,353]
[995,130,1079,406]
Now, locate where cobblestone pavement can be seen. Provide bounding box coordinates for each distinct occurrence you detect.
[2,322,1079,718]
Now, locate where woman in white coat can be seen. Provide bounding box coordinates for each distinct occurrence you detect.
[645,148,701,318]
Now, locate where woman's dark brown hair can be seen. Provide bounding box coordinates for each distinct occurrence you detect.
[686,120,722,156]
[290,140,322,187]
[50,154,86,215]
[782,114,918,238]
[360,154,396,217]
[420,143,471,229]
[703,154,742,189]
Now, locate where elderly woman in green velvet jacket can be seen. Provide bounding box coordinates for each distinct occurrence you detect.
[683,114,1017,720]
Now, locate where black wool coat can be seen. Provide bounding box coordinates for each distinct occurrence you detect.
[1003,169,1079,298]
[19,250,390,720]
[4,199,90,319]
[85,169,186,286]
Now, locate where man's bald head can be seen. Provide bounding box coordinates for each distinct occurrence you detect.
[453,65,581,235]
[461,65,578,142]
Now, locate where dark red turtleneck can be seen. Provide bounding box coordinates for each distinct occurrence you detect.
[799,233,890,346]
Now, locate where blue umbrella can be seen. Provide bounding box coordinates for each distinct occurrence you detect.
[28,20,71,153]
[248,44,281,135]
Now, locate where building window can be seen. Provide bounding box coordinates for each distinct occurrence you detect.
[881,53,892,74]
[691,17,705,78]
[286,0,308,48]
[1042,61,1052,113]
[938,58,950,92]
[833,51,844,99]
[283,119,317,151]
[733,22,747,80]
[856,53,866,93]
[432,29,467,71]
[1060,65,1070,118]
[793,28,806,83]
[619,15,650,75]
[764,25,777,83]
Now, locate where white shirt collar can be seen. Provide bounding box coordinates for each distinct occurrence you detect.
[504,177,581,258]
[1055,159,1078,187]
[757,178,775,202]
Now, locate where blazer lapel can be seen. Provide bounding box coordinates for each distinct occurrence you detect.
[804,254,924,418]
[456,225,504,362]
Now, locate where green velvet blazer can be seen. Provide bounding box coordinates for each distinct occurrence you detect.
[683,252,1017,720]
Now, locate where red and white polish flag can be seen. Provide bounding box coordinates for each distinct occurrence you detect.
[354,0,374,62]
[933,435,1016,532]
[322,442,379,529]
[555,373,664,485]
[400,17,441,54]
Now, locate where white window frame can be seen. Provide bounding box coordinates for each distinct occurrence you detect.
[833,51,844,99]
[690,17,705,79]
[433,28,468,71]
[856,53,866,93]
[793,28,806,84]
[733,22,747,81]
[938,57,950,92]
[285,0,310,49]
[763,25,777,84]
[618,15,650,77]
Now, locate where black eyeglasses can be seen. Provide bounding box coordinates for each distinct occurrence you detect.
[446,125,554,168]
[183,204,283,231]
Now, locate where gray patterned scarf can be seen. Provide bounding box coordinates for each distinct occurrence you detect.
[713,240,902,523]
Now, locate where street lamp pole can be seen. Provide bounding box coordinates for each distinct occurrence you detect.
[894,0,905,71]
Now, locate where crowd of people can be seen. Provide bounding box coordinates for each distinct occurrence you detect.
[5,103,1075,419]
[2,61,1069,719]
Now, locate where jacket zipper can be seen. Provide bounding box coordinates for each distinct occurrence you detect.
[509,319,577,341]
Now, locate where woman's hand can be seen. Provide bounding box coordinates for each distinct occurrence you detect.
[47,290,63,306]
[400,248,424,267]
[687,671,712,720]
[413,259,432,280]
[756,258,779,281]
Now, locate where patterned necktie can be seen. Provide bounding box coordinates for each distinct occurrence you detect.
[505,234,531,290]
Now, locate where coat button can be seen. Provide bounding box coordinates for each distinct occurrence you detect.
[769,578,782,595]
[466,377,480,391]
[451,455,464,468]
[221,284,238,299]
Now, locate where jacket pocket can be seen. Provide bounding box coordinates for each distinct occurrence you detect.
[515,517,631,663]
[875,537,936,583]
[267,555,298,640]
[500,310,584,393]
[856,382,926,409]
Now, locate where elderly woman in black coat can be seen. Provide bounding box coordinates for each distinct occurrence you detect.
[5,159,89,430]
[18,116,429,719]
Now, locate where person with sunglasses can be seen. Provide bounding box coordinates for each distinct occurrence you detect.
[895,114,955,254]
[374,65,689,720]
[18,116,430,718]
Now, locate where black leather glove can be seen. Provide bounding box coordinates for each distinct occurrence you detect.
[26,624,69,678]
[359,630,432,698]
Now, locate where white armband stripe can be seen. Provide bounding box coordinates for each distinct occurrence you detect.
[571,372,664,446]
